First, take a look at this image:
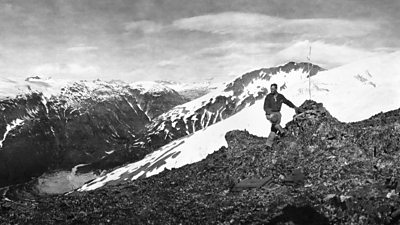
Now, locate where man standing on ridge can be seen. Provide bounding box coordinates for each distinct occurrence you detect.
[264,83,300,148]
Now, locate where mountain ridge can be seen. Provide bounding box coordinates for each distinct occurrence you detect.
[2,100,399,224]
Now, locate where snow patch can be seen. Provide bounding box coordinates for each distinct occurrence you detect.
[37,164,97,194]
[0,119,24,148]
[41,96,49,114]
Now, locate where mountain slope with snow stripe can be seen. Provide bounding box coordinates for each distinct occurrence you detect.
[79,99,273,191]
[79,53,400,191]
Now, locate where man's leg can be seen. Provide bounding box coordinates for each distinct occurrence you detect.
[265,112,284,148]
[273,112,286,135]
[266,130,276,148]
[274,124,286,134]
[266,121,278,147]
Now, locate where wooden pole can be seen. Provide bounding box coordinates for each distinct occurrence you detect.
[307,45,312,100]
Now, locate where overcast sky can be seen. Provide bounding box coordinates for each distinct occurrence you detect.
[1,0,399,83]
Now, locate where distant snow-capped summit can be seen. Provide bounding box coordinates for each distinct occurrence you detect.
[25,75,45,81]
[130,81,179,97]
[155,79,221,100]
[0,76,69,99]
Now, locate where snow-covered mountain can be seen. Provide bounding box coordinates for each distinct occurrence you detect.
[0,76,70,99]
[0,79,187,188]
[79,52,400,191]
[145,62,323,146]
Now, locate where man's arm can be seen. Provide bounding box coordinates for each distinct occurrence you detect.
[282,95,303,114]
[282,95,296,108]
[264,96,272,115]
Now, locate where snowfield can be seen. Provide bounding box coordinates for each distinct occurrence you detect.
[79,52,400,191]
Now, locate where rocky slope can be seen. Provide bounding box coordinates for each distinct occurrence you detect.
[2,100,399,224]
[0,79,187,187]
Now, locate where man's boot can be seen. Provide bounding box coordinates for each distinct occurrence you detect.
[274,124,286,137]
[266,131,276,148]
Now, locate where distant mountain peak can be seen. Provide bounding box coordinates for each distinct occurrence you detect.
[280,61,325,76]
[25,76,42,81]
[223,61,325,96]
[130,81,177,94]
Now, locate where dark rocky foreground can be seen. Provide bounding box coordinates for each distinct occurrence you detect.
[1,100,400,224]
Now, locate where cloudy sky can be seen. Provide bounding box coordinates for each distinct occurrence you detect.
[1,0,399,83]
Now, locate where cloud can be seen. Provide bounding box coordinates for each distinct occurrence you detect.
[124,20,164,34]
[157,60,180,68]
[148,39,382,83]
[173,12,278,35]
[277,40,378,68]
[67,45,99,52]
[32,63,100,76]
[284,19,377,38]
[122,12,378,42]
[194,41,283,59]
[172,12,379,38]
[0,2,14,14]
[164,12,383,77]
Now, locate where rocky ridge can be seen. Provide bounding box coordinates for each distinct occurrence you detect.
[1,100,399,224]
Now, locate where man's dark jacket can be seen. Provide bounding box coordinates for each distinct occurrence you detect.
[263,93,296,115]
